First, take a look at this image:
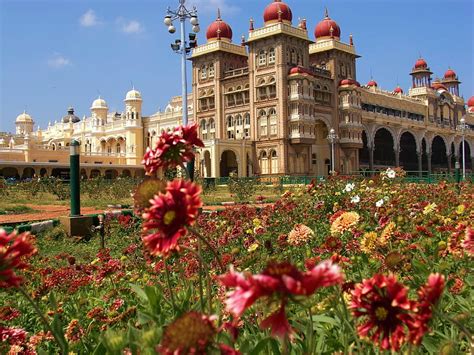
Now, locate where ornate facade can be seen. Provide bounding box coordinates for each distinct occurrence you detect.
[1,0,473,179]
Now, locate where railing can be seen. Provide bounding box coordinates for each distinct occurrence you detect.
[201,172,474,187]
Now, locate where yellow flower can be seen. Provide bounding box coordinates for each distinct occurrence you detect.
[423,203,437,215]
[379,222,396,246]
[456,205,465,215]
[360,232,378,253]
[330,212,360,235]
[252,218,261,227]
[247,243,259,252]
[335,192,341,196]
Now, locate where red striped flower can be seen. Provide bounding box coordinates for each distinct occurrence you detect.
[220,260,343,338]
[142,180,202,256]
[0,230,37,288]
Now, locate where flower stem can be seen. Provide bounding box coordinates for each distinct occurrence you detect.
[18,287,68,354]
[163,258,177,313]
[187,226,225,273]
[197,239,206,312]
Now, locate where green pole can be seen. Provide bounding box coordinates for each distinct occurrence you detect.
[70,139,81,216]
[455,161,461,185]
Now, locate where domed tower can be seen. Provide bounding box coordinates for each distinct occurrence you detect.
[124,88,142,121]
[90,96,108,124]
[62,107,81,123]
[441,68,461,96]
[15,111,35,135]
[410,57,432,88]
[314,8,341,41]
[206,9,233,42]
[263,0,293,26]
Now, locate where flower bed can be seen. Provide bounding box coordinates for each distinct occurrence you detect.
[1,126,473,354]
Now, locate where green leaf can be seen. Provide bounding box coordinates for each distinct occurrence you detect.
[250,337,275,355]
[312,315,339,327]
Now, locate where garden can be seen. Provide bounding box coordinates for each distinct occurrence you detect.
[1,124,473,354]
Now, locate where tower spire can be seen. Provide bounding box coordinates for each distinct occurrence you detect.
[325,7,329,18]
[217,8,221,20]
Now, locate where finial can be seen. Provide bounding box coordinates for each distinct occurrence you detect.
[241,35,246,46]
[277,4,283,22]
[217,8,221,20]
[329,26,334,37]
[325,7,329,18]
[299,18,307,30]
[249,18,254,31]
[349,33,353,46]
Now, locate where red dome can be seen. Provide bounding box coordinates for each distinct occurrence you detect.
[315,9,341,40]
[431,82,448,91]
[414,58,428,69]
[467,96,474,107]
[394,86,403,94]
[289,66,314,76]
[206,16,233,42]
[339,78,360,87]
[367,80,378,87]
[444,69,456,79]
[263,0,293,24]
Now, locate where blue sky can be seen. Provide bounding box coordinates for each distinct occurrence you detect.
[1,0,473,132]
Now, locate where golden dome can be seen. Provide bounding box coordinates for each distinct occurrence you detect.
[91,96,108,109]
[16,111,34,123]
[125,88,142,101]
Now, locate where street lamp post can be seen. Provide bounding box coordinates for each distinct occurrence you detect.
[164,0,199,180]
[457,116,467,180]
[327,128,338,175]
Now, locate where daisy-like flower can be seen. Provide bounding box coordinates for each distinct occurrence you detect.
[376,199,384,208]
[220,260,343,338]
[360,232,378,254]
[349,274,415,351]
[344,183,355,193]
[65,319,84,343]
[0,229,37,288]
[157,312,216,354]
[386,168,396,179]
[330,211,360,235]
[142,179,202,256]
[142,124,204,175]
[461,226,474,256]
[287,224,314,246]
[351,195,360,204]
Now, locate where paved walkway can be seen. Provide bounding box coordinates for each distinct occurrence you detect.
[0,203,272,225]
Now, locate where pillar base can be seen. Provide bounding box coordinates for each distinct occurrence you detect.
[59,215,94,237]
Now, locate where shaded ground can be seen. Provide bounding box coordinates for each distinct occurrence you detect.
[0,203,272,225]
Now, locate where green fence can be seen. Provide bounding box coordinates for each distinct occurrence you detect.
[202,172,473,187]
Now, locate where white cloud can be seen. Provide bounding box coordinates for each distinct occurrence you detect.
[79,9,101,27]
[117,18,144,34]
[188,0,240,16]
[48,54,71,69]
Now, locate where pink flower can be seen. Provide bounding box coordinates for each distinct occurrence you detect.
[220,260,343,337]
[142,124,204,175]
[142,180,202,256]
[0,230,37,288]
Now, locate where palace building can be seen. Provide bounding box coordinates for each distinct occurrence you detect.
[1,0,473,179]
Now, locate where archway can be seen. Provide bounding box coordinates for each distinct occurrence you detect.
[51,168,70,179]
[421,138,428,172]
[22,167,36,180]
[431,136,448,172]
[373,128,395,166]
[121,169,132,178]
[203,151,211,177]
[40,168,47,177]
[105,169,118,179]
[220,150,238,177]
[458,141,472,171]
[359,131,370,167]
[2,167,19,179]
[399,132,418,171]
[90,169,101,178]
[80,169,88,180]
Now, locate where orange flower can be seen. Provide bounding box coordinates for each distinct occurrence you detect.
[330,212,360,235]
[287,224,314,246]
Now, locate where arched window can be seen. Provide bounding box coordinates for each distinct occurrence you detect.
[291,49,297,64]
[209,118,215,130]
[244,113,251,125]
[209,64,215,77]
[201,66,207,79]
[236,114,243,126]
[116,143,121,154]
[258,50,266,66]
[269,108,277,135]
[270,150,278,174]
[268,48,276,64]
[259,110,268,137]
[227,116,235,139]
[260,151,269,174]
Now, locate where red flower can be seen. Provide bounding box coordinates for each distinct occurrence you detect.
[0,326,27,345]
[409,274,444,345]
[142,180,202,256]
[462,226,474,256]
[349,274,415,351]
[142,124,204,175]
[220,260,342,337]
[0,230,36,288]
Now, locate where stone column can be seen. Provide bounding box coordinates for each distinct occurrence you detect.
[417,151,423,177]
[446,153,451,174]
[394,147,400,168]
[427,151,432,175]
[369,145,374,171]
